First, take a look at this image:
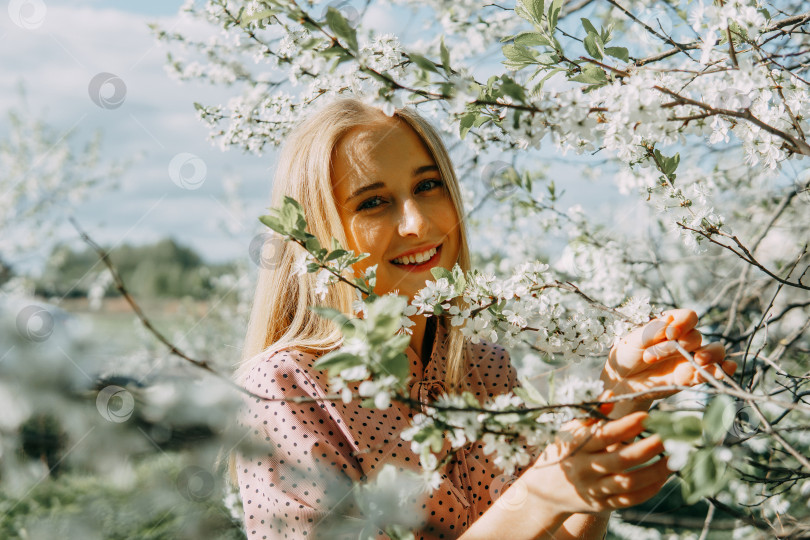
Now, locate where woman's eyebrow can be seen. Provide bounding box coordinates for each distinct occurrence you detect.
[345,165,439,203]
[346,181,385,203]
[413,164,439,176]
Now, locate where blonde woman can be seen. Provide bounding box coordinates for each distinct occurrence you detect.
[229,96,736,539]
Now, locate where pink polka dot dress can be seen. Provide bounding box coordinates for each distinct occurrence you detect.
[236,320,530,539]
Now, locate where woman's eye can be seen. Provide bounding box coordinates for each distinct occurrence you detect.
[357,196,383,211]
[356,179,443,211]
[417,179,443,192]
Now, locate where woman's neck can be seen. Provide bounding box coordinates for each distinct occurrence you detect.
[409,315,437,367]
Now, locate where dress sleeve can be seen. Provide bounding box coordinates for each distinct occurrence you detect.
[235,348,384,539]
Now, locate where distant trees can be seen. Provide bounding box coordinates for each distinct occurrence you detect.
[35,238,237,300]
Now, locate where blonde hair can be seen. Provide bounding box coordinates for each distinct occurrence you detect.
[225,95,471,487]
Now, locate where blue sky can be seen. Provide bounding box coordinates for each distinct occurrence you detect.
[3,0,630,276]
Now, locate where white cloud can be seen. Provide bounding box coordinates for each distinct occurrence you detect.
[2,4,276,274]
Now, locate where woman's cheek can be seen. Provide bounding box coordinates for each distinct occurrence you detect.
[348,217,389,265]
[436,201,461,260]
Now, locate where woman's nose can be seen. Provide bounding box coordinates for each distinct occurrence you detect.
[398,198,429,237]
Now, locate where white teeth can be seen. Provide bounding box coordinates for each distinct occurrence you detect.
[393,246,437,265]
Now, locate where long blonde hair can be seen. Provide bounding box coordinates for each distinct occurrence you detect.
[226,95,471,487]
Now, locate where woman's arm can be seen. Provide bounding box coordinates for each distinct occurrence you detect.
[555,513,610,539]
[236,349,383,539]
[459,412,670,540]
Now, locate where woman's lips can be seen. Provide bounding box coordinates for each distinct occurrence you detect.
[390,245,442,273]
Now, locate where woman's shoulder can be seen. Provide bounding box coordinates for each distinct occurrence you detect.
[464,336,511,366]
[463,337,515,396]
[241,345,330,397]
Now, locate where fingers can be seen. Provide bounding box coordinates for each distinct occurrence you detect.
[611,310,699,375]
[672,356,738,386]
[694,342,726,364]
[660,309,699,341]
[591,433,666,473]
[695,360,738,384]
[642,329,703,364]
[603,473,671,508]
[588,456,671,497]
[721,359,738,376]
[580,411,648,452]
[638,315,673,348]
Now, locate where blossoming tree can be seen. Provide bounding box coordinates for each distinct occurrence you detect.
[25,0,800,537]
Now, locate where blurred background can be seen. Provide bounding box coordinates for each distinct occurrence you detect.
[1,0,724,538]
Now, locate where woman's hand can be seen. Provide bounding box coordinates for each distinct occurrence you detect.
[600,309,737,417]
[520,412,672,518]
[461,413,670,540]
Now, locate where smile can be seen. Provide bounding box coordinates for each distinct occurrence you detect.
[390,245,441,270]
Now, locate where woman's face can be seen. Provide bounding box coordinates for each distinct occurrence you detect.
[331,117,461,300]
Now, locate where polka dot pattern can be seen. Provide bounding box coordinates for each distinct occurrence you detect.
[235,321,534,539]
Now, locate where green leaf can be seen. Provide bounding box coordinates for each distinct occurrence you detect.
[515,0,545,26]
[674,415,704,441]
[580,18,598,36]
[325,6,358,53]
[440,36,451,73]
[379,351,411,382]
[353,277,371,290]
[459,112,477,139]
[583,33,604,60]
[408,52,439,73]
[313,351,360,373]
[472,115,489,128]
[605,46,629,62]
[430,267,453,281]
[653,149,681,176]
[570,63,607,85]
[514,31,550,47]
[502,44,538,71]
[680,448,731,505]
[703,395,735,444]
[530,67,563,95]
[324,249,347,262]
[499,76,527,102]
[258,215,285,235]
[516,375,547,405]
[669,153,681,175]
[645,411,703,442]
[548,0,563,31]
[305,236,322,254]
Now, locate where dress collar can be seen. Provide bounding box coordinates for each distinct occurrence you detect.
[405,319,450,410]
